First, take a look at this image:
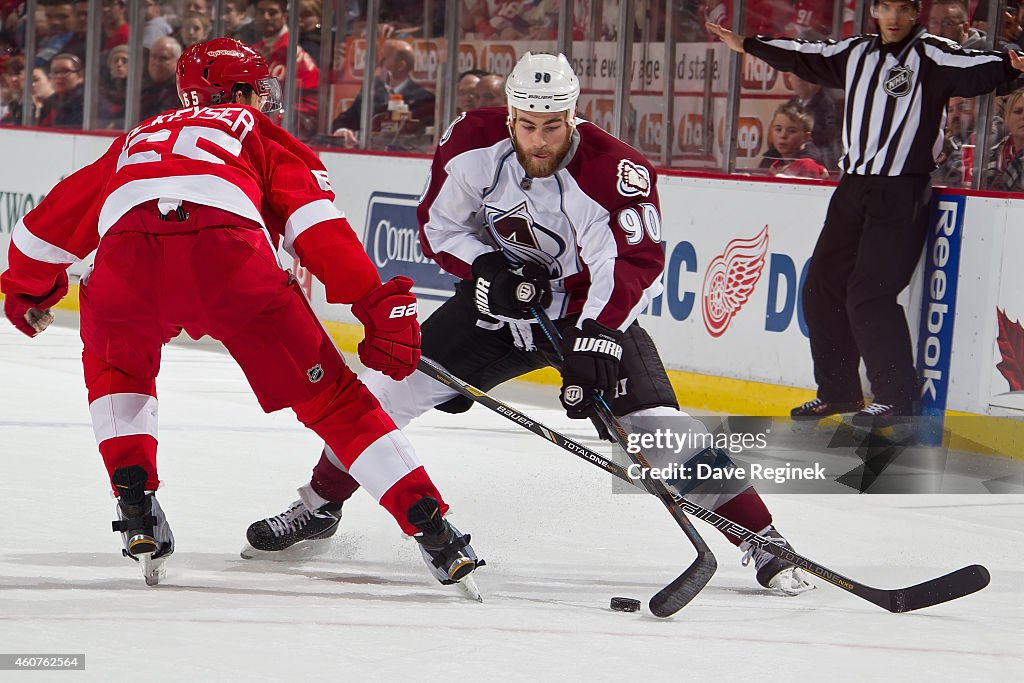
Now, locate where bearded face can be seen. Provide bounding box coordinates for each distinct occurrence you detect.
[510,109,574,178]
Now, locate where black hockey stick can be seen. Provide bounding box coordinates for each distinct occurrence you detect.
[417,356,991,613]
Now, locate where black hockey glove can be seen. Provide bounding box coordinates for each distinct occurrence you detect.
[559,320,624,420]
[471,251,552,320]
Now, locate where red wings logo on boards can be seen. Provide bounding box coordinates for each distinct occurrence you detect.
[701,225,770,337]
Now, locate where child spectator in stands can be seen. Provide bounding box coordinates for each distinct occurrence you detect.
[179,10,211,49]
[98,44,128,129]
[759,102,829,179]
[787,71,842,170]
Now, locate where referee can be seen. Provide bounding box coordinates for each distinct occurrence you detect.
[709,0,1024,425]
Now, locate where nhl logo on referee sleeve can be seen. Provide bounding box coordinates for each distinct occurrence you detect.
[883,66,914,98]
[307,364,324,383]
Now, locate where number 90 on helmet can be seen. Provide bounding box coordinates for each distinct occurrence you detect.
[176,38,283,113]
[504,52,580,120]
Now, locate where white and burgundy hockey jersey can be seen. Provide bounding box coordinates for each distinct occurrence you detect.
[417,108,664,332]
[2,104,379,306]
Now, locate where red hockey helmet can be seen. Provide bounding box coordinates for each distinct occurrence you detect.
[176,38,282,113]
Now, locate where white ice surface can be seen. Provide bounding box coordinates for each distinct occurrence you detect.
[0,322,1021,681]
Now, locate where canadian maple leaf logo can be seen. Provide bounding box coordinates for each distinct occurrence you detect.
[996,308,1024,392]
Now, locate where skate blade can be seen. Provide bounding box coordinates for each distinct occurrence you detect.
[239,539,333,561]
[140,552,166,586]
[456,573,483,603]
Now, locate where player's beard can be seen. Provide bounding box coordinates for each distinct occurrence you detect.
[515,134,572,179]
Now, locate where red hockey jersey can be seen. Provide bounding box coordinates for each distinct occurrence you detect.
[1,104,379,306]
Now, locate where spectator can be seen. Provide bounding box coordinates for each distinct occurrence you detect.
[179,10,211,49]
[36,1,80,68]
[0,54,24,125]
[759,102,829,178]
[983,88,1024,190]
[223,0,261,45]
[455,68,488,114]
[184,0,210,17]
[786,72,842,170]
[330,39,433,142]
[98,44,128,128]
[253,0,320,137]
[101,0,128,51]
[474,72,506,108]
[143,0,174,49]
[928,0,988,47]
[933,95,977,184]
[39,52,83,128]
[29,65,55,124]
[299,0,322,66]
[140,36,182,120]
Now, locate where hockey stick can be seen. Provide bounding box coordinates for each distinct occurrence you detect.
[417,356,991,613]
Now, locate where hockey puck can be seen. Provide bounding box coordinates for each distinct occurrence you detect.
[609,597,641,612]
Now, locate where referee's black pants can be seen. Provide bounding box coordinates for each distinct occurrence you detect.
[801,173,930,412]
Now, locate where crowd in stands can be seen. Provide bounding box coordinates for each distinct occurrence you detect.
[0,0,1023,189]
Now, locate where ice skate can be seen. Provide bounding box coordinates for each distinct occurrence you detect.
[408,497,483,601]
[110,466,174,586]
[741,525,814,596]
[241,499,343,559]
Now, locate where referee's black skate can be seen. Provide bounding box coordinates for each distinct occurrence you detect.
[408,497,483,600]
[242,499,343,557]
[110,465,175,586]
[741,525,814,595]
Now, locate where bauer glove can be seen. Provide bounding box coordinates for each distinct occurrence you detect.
[351,276,421,380]
[471,251,551,320]
[559,319,624,420]
[3,272,67,338]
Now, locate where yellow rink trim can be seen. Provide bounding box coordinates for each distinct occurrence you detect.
[8,293,1021,459]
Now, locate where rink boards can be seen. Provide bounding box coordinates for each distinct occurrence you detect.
[0,127,1020,455]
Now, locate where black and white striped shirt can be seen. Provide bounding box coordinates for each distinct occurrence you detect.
[745,25,1018,176]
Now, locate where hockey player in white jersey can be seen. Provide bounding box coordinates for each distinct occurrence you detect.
[246,52,812,595]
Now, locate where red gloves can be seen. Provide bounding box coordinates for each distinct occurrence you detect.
[351,276,421,380]
[3,272,68,338]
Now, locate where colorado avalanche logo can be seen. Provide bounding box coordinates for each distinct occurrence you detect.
[484,201,564,277]
[701,226,769,337]
[617,159,651,197]
[883,66,914,98]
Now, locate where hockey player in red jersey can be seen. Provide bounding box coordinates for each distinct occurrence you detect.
[248,52,812,595]
[0,38,480,589]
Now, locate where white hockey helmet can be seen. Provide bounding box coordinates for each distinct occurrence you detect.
[505,52,580,120]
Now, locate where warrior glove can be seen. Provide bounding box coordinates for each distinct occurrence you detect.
[559,320,624,420]
[471,251,551,320]
[351,276,421,380]
[3,272,67,338]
